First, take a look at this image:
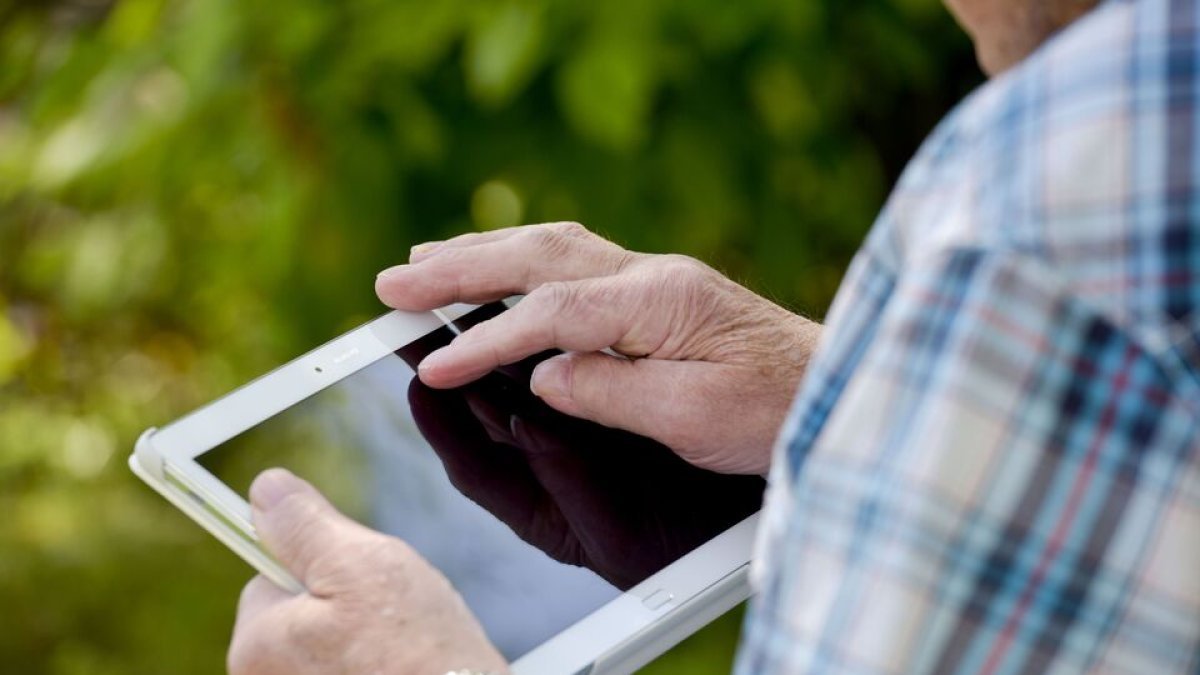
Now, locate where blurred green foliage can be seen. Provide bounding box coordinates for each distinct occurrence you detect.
[0,0,978,672]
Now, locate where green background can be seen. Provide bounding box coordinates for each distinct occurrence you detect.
[0,0,980,672]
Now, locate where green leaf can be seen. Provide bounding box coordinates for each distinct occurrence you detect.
[556,37,658,151]
[464,2,546,108]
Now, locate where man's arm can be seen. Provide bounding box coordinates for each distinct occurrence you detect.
[737,246,1200,673]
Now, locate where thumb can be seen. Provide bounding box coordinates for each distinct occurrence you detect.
[249,468,358,588]
[529,352,724,456]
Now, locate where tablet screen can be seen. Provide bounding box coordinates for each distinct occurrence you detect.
[195,304,766,660]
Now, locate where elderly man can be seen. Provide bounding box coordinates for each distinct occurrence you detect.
[228,0,1200,672]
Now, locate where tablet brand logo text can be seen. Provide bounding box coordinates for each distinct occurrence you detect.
[333,348,360,365]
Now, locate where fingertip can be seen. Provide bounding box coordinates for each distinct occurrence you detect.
[375,264,408,282]
[249,468,306,512]
[248,472,354,583]
[416,352,461,389]
[530,355,571,400]
[417,353,491,390]
[417,346,450,375]
[374,265,448,312]
[374,266,406,306]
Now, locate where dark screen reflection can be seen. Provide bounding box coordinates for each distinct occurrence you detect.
[397,304,766,590]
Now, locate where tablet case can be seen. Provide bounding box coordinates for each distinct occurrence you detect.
[130,428,303,593]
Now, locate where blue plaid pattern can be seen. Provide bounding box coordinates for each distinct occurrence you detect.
[735,0,1200,672]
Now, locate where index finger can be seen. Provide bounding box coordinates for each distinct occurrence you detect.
[417,278,644,388]
[375,223,637,311]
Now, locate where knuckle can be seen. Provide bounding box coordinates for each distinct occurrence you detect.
[531,280,578,312]
[657,255,722,298]
[535,278,615,318]
[552,221,591,238]
[587,278,625,309]
[528,224,581,259]
[656,254,714,281]
[611,248,641,274]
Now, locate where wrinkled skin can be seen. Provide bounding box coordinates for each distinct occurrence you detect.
[376,222,822,476]
[944,0,1100,74]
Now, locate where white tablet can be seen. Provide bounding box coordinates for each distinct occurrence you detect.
[130,301,764,675]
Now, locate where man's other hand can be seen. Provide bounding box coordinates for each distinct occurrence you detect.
[227,469,508,675]
[375,222,821,475]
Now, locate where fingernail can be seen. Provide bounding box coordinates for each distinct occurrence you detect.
[376,264,409,280]
[531,358,570,399]
[250,468,303,511]
[410,241,443,261]
[419,346,452,374]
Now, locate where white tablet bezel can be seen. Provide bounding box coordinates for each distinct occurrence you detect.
[130,304,758,675]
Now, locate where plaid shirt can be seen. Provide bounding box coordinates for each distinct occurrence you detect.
[735,0,1200,672]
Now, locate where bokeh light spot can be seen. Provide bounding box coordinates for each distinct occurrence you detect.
[471,179,524,231]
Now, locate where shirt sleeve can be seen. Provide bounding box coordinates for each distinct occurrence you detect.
[735,246,1200,674]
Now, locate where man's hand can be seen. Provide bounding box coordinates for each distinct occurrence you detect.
[227,469,508,675]
[375,222,821,475]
